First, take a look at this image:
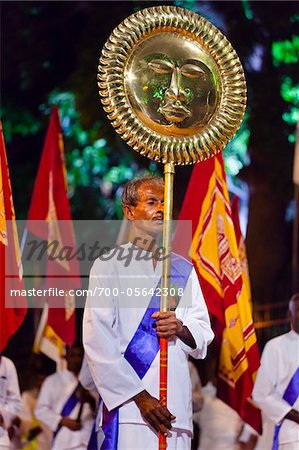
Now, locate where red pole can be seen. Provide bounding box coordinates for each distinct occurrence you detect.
[158,337,168,449]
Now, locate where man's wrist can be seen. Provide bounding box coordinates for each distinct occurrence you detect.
[59,416,71,427]
[133,390,151,407]
[285,408,299,424]
[59,416,65,426]
[175,322,196,349]
[175,319,184,337]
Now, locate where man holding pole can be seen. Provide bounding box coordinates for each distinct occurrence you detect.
[83,176,213,449]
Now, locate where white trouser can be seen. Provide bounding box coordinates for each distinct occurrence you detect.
[118,424,192,450]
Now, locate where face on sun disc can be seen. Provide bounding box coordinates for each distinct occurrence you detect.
[125,32,220,137]
[98,6,246,165]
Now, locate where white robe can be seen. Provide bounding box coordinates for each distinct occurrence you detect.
[197,382,243,450]
[252,330,299,446]
[0,356,21,448]
[19,388,52,450]
[83,244,214,436]
[35,369,94,450]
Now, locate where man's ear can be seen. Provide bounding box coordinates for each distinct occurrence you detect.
[123,205,135,220]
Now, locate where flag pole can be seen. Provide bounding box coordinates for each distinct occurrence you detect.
[159,162,175,449]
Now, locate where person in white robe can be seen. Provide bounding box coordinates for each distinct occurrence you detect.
[179,330,258,450]
[188,360,202,449]
[253,294,299,450]
[18,369,52,450]
[79,356,103,449]
[35,344,95,450]
[197,380,258,450]
[0,356,21,450]
[83,176,214,450]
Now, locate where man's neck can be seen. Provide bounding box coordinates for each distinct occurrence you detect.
[129,231,161,269]
[129,232,159,255]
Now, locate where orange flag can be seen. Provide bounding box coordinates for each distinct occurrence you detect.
[26,107,79,349]
[0,121,27,351]
[230,194,262,429]
[174,152,261,432]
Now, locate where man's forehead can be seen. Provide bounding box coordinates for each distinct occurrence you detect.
[137,183,164,199]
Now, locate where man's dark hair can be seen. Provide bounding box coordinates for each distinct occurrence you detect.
[121,175,164,209]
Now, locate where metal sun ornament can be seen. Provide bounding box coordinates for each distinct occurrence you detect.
[98,5,247,165]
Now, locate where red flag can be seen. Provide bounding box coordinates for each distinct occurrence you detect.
[0,121,27,351]
[26,107,79,346]
[174,152,261,432]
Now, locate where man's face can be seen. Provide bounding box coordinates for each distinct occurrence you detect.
[289,296,299,334]
[66,346,83,375]
[125,183,164,238]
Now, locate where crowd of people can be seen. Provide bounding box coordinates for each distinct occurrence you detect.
[0,344,97,450]
[1,177,298,450]
[0,311,298,450]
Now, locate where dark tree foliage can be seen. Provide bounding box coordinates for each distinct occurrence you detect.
[212,1,298,302]
[1,1,161,219]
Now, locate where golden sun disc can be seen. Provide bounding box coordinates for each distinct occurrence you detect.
[98,5,246,165]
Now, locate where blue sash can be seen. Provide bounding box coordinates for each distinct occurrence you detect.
[53,382,80,442]
[272,367,299,450]
[101,403,119,450]
[124,253,192,378]
[87,421,98,450]
[99,253,192,450]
